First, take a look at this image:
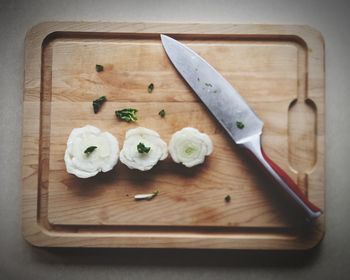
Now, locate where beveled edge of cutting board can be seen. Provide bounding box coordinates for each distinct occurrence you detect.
[21,21,325,250]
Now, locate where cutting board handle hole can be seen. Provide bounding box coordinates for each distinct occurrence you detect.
[288,98,317,176]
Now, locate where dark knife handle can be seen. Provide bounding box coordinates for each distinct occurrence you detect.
[239,134,322,220]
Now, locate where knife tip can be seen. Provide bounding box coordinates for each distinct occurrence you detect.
[160,34,173,42]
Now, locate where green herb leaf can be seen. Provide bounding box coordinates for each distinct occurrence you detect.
[158,109,165,118]
[84,146,97,156]
[92,96,107,113]
[225,195,231,202]
[115,108,138,122]
[95,64,104,72]
[236,121,245,129]
[147,83,154,93]
[137,142,151,154]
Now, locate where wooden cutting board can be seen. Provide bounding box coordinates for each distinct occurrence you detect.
[22,22,325,249]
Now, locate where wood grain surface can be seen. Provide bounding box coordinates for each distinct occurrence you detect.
[22,22,325,249]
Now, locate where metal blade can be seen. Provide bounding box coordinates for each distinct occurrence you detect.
[161,35,263,144]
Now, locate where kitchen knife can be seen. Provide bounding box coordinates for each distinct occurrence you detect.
[161,34,322,220]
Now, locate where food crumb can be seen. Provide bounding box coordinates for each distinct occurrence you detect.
[95,64,104,72]
[148,83,154,93]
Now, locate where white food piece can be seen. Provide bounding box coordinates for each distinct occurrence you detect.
[134,191,159,201]
[120,127,168,171]
[64,125,119,178]
[168,127,213,167]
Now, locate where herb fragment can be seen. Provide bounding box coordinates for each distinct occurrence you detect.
[236,121,245,129]
[134,190,159,201]
[158,109,166,118]
[92,96,107,113]
[137,142,151,154]
[95,64,104,72]
[84,146,97,156]
[205,82,213,87]
[148,83,154,93]
[225,195,231,202]
[115,108,138,122]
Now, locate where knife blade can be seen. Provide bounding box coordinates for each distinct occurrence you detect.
[161,34,322,220]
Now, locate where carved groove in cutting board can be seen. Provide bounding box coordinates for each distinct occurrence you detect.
[41,33,306,229]
[37,36,53,232]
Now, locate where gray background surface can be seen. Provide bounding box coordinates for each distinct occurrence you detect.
[1,0,349,279]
